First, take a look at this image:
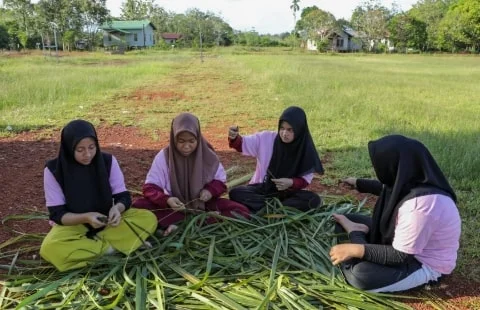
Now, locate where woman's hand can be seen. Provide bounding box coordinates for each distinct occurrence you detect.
[108,204,124,227]
[341,177,357,188]
[271,178,293,191]
[199,189,213,202]
[228,125,239,140]
[329,244,365,265]
[85,212,108,229]
[167,197,185,211]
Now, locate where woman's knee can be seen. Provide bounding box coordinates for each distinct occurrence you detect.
[308,193,322,208]
[126,208,158,233]
[40,239,54,261]
[228,186,246,202]
[342,262,386,290]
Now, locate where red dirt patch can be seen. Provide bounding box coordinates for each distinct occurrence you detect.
[1,124,478,308]
[125,89,187,101]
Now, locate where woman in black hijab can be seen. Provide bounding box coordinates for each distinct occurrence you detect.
[228,106,324,212]
[329,135,461,292]
[40,120,157,271]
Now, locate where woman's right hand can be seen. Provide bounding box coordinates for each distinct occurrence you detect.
[86,212,108,229]
[228,125,239,140]
[341,177,357,188]
[167,197,185,211]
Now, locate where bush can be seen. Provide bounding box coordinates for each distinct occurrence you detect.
[316,39,330,52]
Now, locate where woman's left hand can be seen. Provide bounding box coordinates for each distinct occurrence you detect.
[271,178,293,191]
[199,189,213,202]
[329,244,364,265]
[108,204,123,226]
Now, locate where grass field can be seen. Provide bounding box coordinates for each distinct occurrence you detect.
[1,48,479,294]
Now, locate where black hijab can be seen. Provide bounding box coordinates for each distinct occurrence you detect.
[267,106,324,183]
[368,135,457,245]
[46,120,113,216]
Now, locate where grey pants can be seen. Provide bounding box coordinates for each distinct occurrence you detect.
[229,183,321,212]
[336,214,422,290]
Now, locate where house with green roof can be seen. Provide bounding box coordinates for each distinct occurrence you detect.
[100,20,156,49]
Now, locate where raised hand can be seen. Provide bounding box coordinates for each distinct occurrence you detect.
[228,125,239,140]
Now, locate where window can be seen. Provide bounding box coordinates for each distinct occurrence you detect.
[134,33,138,41]
[108,34,112,41]
[336,38,344,48]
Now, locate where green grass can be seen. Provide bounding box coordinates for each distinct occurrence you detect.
[0,51,188,132]
[1,49,479,283]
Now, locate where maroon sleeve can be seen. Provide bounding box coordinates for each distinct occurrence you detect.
[203,179,227,198]
[228,136,243,152]
[142,183,170,208]
[291,177,308,190]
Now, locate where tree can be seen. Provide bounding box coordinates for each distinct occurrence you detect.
[290,0,300,28]
[438,0,480,51]
[0,24,10,49]
[3,0,34,35]
[297,8,337,52]
[350,0,391,51]
[120,0,157,20]
[388,13,427,51]
[35,0,75,50]
[337,18,352,29]
[409,0,453,50]
[77,0,109,50]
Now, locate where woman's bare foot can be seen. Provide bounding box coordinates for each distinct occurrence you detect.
[163,225,178,237]
[332,214,369,234]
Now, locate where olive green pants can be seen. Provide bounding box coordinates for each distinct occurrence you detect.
[40,208,157,271]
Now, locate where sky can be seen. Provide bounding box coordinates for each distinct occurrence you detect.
[1,0,419,34]
[107,0,419,34]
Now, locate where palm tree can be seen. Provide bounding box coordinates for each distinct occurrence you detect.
[290,0,300,48]
[290,0,300,28]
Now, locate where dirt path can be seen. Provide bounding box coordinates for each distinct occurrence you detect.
[0,125,478,309]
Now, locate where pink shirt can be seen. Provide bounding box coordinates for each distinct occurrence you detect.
[241,131,313,184]
[44,155,127,207]
[144,149,227,195]
[392,194,461,274]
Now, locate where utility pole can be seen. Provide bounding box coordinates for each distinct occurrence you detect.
[199,16,209,63]
[49,22,59,62]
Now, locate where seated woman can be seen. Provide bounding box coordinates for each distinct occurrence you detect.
[40,120,157,272]
[330,135,461,292]
[228,106,324,212]
[133,112,250,236]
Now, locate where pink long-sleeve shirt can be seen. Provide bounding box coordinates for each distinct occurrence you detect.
[392,194,461,274]
[144,148,227,197]
[230,131,313,185]
[44,155,127,207]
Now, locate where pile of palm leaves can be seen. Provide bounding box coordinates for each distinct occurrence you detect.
[0,198,418,309]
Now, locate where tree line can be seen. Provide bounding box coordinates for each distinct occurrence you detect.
[0,0,478,53]
[294,0,479,53]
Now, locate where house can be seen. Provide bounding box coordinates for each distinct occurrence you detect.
[75,39,89,50]
[334,27,363,52]
[100,20,156,49]
[305,26,363,52]
[161,33,182,45]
